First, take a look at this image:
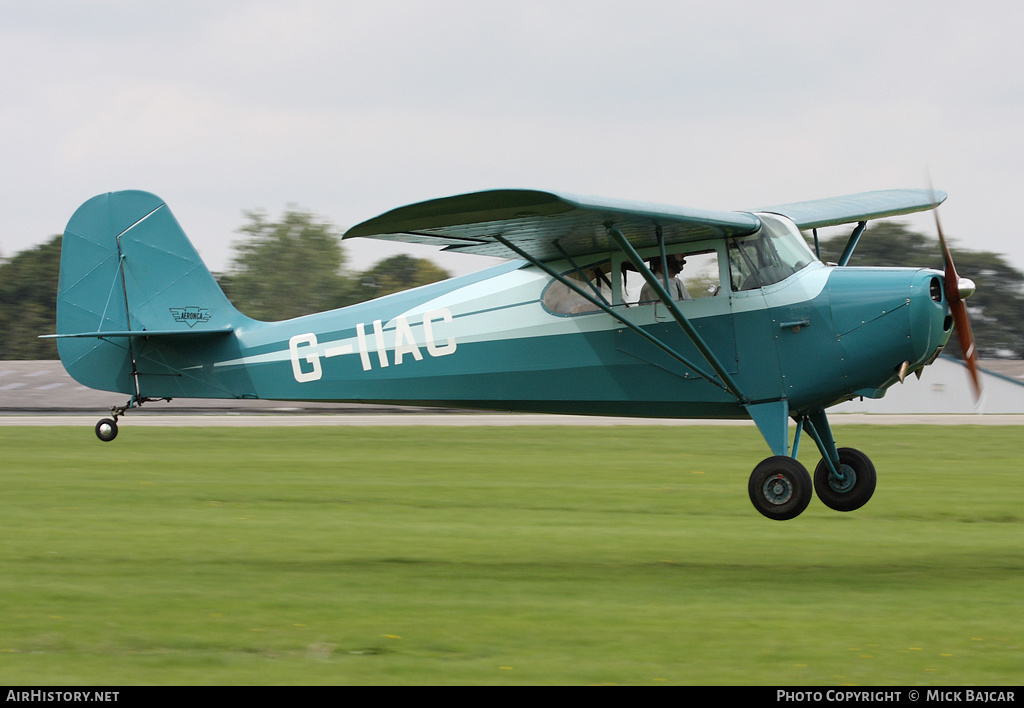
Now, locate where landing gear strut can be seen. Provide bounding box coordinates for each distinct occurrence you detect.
[746,409,878,520]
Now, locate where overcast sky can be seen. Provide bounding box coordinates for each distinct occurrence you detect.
[2,1,1022,276]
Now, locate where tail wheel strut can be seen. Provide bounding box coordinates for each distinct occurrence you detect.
[93,396,171,442]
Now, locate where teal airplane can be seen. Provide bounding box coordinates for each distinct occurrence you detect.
[50,188,979,520]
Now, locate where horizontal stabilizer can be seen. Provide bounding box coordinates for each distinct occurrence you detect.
[44,327,234,339]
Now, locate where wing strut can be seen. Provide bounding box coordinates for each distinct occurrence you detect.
[552,241,612,308]
[837,221,867,267]
[492,235,734,395]
[605,225,747,403]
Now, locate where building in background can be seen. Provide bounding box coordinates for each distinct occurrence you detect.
[835,357,1024,415]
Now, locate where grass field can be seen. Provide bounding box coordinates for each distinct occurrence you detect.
[1,424,1021,685]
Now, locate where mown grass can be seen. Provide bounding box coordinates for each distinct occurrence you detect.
[0,424,1021,685]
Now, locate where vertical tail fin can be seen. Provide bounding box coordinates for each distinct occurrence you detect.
[57,191,250,396]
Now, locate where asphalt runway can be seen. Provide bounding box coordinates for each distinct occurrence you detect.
[0,359,446,416]
[3,360,1022,426]
[4,414,1024,427]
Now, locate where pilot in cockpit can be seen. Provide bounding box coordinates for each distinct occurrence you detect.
[639,254,691,303]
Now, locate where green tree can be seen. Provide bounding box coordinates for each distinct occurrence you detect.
[0,235,61,359]
[817,222,1024,358]
[218,209,452,321]
[354,254,451,301]
[817,222,939,269]
[220,209,351,321]
[947,249,1024,358]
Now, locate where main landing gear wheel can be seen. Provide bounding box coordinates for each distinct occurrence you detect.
[95,418,118,442]
[813,447,876,512]
[748,456,813,521]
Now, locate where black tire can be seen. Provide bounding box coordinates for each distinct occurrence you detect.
[813,448,876,512]
[95,418,118,442]
[748,456,813,521]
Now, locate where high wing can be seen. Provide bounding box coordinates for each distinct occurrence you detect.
[344,188,947,261]
[344,189,761,262]
[756,189,947,230]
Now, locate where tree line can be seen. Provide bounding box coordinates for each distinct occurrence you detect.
[1,216,1022,359]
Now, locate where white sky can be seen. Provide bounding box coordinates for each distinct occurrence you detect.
[2,0,1022,276]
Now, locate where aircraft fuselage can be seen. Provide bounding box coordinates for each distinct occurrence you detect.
[124,258,951,420]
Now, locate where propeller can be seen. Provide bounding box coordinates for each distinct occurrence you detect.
[933,202,981,400]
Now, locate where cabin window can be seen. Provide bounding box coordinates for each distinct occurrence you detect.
[728,213,815,291]
[624,250,721,305]
[542,261,613,315]
[543,244,731,315]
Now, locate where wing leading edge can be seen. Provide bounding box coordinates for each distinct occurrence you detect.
[344,189,761,263]
[756,189,947,230]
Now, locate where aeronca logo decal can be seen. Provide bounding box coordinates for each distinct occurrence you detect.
[169,307,213,327]
[289,308,457,383]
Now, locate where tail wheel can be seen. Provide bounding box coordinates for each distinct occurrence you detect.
[95,418,118,442]
[748,456,813,521]
[813,447,876,512]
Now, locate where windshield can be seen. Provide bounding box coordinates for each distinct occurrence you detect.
[728,213,816,291]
